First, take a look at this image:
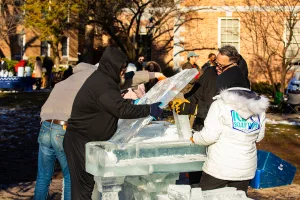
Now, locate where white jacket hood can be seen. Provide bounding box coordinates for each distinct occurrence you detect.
[215,87,269,119]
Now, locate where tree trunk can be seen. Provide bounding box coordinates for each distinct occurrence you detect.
[81,23,95,63]
[265,63,277,96]
[51,41,60,71]
[280,65,287,93]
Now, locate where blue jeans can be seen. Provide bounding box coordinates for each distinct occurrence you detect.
[34,121,71,200]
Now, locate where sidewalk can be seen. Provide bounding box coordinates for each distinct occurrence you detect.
[0,180,62,200]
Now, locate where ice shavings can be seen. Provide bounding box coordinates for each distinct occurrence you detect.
[105,151,118,165]
[137,125,179,143]
[165,186,252,200]
[106,154,206,167]
[128,122,174,143]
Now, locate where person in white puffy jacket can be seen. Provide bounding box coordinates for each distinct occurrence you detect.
[192,87,269,193]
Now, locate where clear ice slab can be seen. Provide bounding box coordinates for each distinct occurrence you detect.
[110,69,198,144]
[86,139,206,178]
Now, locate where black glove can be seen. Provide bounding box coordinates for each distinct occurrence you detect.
[150,102,163,118]
[175,102,195,115]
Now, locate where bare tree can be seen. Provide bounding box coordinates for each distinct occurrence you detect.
[80,0,215,66]
[234,0,300,94]
[0,0,22,57]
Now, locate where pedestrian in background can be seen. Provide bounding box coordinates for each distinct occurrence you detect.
[34,57,43,90]
[201,53,216,72]
[135,55,145,71]
[144,61,161,92]
[42,55,54,89]
[0,57,8,71]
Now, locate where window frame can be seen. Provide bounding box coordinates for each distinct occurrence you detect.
[218,17,241,52]
[285,18,300,62]
[61,36,69,57]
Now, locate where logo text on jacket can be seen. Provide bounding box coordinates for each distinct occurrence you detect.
[231,110,260,133]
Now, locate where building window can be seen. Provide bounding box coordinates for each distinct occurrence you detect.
[218,18,240,52]
[41,41,48,56]
[62,37,68,57]
[286,20,300,63]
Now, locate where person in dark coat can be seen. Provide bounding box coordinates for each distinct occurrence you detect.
[0,57,8,71]
[42,55,54,88]
[63,46,163,200]
[237,54,250,88]
[171,45,249,186]
[144,61,161,92]
[184,66,218,131]
[174,66,218,186]
[62,65,73,80]
[201,53,216,72]
[174,46,249,126]
[135,55,145,71]
[215,48,250,92]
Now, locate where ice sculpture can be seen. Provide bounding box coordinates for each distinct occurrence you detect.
[87,69,207,200]
[164,186,253,200]
[168,185,191,200]
[190,188,204,200]
[201,187,253,200]
[110,69,198,144]
[172,92,192,140]
[173,112,192,140]
[86,139,206,177]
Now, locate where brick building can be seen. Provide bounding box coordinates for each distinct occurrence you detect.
[1,0,299,83]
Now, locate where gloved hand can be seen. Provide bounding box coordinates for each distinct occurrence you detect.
[133,98,140,105]
[154,72,167,81]
[169,98,196,115]
[150,102,163,118]
[169,98,189,110]
[190,137,195,143]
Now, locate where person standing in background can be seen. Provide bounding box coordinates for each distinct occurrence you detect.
[34,57,43,90]
[144,61,162,92]
[0,57,8,71]
[181,52,201,94]
[135,55,145,71]
[201,53,216,72]
[42,55,54,89]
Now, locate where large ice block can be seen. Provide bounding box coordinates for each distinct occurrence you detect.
[86,140,206,178]
[168,185,191,200]
[110,69,198,144]
[202,187,253,200]
[190,188,204,200]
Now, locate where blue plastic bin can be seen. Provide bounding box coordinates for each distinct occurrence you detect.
[250,150,297,189]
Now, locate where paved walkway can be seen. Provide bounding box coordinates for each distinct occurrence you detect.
[0,180,62,200]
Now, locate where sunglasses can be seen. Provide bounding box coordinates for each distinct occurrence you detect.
[215,62,234,71]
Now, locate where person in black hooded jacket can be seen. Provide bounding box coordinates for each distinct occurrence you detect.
[63,46,162,199]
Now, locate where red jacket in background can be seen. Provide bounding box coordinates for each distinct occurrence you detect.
[15,60,27,73]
